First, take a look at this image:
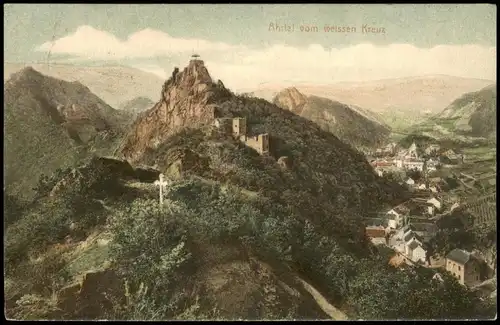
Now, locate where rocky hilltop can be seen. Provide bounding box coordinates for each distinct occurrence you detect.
[119,59,232,162]
[272,87,391,149]
[273,87,308,115]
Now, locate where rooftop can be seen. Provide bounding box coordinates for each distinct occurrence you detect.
[404,231,423,244]
[446,248,471,265]
[401,224,416,233]
[411,223,438,234]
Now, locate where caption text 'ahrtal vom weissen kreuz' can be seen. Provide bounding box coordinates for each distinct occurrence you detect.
[268,22,386,34]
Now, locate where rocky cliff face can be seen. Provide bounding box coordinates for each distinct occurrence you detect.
[119,59,232,163]
[272,87,308,116]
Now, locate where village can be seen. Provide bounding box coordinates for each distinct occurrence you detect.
[363,141,496,299]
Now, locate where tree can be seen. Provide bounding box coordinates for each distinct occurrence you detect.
[346,264,482,320]
[4,193,25,227]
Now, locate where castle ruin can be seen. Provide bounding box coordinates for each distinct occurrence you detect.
[213,117,269,155]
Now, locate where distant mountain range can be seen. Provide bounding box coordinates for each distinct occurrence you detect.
[245,75,494,128]
[4,63,164,109]
[4,67,129,199]
[272,87,390,149]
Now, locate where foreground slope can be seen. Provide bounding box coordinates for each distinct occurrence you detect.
[4,67,128,199]
[272,87,391,148]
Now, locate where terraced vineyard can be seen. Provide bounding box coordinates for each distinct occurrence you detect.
[460,192,497,226]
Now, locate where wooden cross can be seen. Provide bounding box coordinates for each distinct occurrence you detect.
[154,173,169,206]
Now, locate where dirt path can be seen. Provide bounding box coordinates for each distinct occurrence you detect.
[295,276,348,320]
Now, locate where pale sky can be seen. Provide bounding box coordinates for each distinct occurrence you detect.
[4,4,497,89]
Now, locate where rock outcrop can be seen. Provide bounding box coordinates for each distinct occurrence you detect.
[119,59,232,163]
[272,87,307,116]
[272,87,391,149]
[57,269,124,319]
[48,157,141,198]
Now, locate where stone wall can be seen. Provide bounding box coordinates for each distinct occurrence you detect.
[214,117,269,155]
[244,133,269,155]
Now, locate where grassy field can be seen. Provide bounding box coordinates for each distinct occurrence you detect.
[462,146,497,162]
[379,111,430,131]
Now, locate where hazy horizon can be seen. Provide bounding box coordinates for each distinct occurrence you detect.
[4,61,497,87]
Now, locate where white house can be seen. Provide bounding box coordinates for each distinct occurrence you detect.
[417,183,427,190]
[391,225,426,260]
[426,165,437,173]
[406,178,415,186]
[407,142,419,159]
[388,219,398,229]
[429,186,438,193]
[387,208,400,218]
[450,202,460,212]
[386,208,407,229]
[427,197,442,215]
[428,197,442,209]
[393,159,404,168]
[406,238,427,263]
[404,160,425,171]
[427,158,439,165]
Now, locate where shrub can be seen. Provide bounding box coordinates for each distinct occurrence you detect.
[5,203,72,269]
[108,199,193,318]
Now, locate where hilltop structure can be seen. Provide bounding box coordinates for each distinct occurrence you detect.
[213,116,270,155]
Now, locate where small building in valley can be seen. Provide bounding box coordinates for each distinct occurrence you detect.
[426,197,442,215]
[445,248,483,287]
[365,225,388,246]
[405,238,427,264]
